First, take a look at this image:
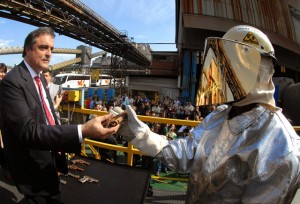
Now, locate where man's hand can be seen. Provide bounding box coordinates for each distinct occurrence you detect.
[54,92,64,110]
[81,114,119,139]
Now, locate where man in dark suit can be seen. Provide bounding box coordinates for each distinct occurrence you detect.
[0,27,119,203]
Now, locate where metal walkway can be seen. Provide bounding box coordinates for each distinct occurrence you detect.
[0,165,187,204]
[145,189,185,204]
[2,167,300,204]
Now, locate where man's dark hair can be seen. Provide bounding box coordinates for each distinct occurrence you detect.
[22,27,55,58]
[0,63,7,73]
[42,69,52,75]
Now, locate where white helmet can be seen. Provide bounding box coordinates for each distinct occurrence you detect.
[222,25,276,59]
[195,25,276,107]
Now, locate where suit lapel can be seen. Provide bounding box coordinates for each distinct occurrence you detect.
[19,61,41,105]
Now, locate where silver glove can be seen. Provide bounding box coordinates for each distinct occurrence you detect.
[111,105,150,142]
[112,105,168,157]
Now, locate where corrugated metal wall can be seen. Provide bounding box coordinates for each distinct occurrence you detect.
[181,0,298,43]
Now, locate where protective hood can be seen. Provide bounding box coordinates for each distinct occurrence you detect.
[195,37,275,107]
[232,57,275,107]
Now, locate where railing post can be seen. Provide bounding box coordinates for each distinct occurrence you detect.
[127,143,134,166]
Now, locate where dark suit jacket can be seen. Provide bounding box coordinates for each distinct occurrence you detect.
[0,61,81,196]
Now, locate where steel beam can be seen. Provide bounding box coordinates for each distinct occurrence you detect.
[0,0,151,66]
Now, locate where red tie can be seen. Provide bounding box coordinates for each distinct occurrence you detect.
[34,76,55,125]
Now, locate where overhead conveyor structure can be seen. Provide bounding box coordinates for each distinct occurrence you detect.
[0,0,151,67]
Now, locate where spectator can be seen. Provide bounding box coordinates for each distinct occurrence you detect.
[0,63,7,81]
[175,101,184,119]
[85,95,93,109]
[42,69,63,124]
[194,112,203,121]
[184,101,194,117]
[167,101,176,118]
[163,95,171,106]
[88,102,117,164]
[121,93,129,110]
[166,124,177,140]
[95,96,102,106]
[0,63,10,180]
[90,102,117,163]
[106,96,114,109]
[143,100,151,114]
[88,103,103,121]
[134,95,143,114]
[177,115,194,138]
[117,94,123,106]
[128,95,134,106]
[113,99,119,108]
[153,123,168,176]
[151,102,161,117]
[173,97,180,108]
[89,95,97,109]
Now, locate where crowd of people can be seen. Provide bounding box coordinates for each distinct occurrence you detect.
[85,93,210,139]
[86,93,210,126]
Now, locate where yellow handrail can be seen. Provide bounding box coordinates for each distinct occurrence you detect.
[63,106,300,129]
[294,126,300,131]
[83,138,141,166]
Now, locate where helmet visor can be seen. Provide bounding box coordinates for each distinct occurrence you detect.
[196,37,261,106]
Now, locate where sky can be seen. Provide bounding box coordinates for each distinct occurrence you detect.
[0,0,176,67]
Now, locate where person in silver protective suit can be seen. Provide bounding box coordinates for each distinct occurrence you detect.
[114,25,300,204]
